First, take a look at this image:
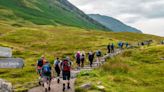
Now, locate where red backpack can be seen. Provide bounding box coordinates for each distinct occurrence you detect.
[62,60,71,72]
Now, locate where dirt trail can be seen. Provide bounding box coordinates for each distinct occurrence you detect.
[28,49,122,92]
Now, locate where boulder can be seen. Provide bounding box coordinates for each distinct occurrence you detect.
[80,83,92,89]
[0,58,24,68]
[0,47,12,58]
[0,79,13,92]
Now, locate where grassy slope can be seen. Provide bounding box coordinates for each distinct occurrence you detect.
[0,0,108,30]
[76,45,164,92]
[0,20,163,91]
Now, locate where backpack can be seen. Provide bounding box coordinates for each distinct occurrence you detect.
[96,51,101,56]
[76,53,81,59]
[55,60,60,67]
[43,65,51,74]
[62,60,70,72]
[81,54,85,59]
[37,59,43,67]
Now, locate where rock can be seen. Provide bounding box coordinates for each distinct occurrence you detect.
[71,70,80,78]
[97,85,105,92]
[0,79,13,92]
[0,47,12,58]
[80,83,92,89]
[160,58,164,60]
[0,58,24,68]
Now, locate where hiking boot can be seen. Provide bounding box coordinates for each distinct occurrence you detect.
[63,84,65,92]
[45,88,48,92]
[67,83,70,89]
[38,81,41,85]
[48,87,51,91]
[57,79,60,83]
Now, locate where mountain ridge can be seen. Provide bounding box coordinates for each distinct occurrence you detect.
[88,14,142,33]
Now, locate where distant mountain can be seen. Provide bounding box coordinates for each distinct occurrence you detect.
[0,0,109,31]
[88,14,142,33]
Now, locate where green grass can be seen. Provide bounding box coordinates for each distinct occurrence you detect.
[0,0,108,30]
[0,1,163,91]
[0,22,163,91]
[76,45,164,92]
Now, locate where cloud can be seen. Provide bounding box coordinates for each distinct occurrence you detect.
[68,0,164,23]
[68,0,164,36]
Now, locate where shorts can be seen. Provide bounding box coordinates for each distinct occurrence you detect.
[62,71,70,80]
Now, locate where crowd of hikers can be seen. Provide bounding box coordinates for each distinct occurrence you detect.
[35,41,127,92]
[36,55,72,92]
[35,40,163,92]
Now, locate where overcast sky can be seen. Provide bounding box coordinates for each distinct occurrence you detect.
[68,0,164,37]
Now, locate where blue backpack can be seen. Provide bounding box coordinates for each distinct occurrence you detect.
[43,65,51,74]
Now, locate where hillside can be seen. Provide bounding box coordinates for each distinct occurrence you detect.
[76,45,164,92]
[0,0,109,30]
[89,14,142,33]
[0,24,163,91]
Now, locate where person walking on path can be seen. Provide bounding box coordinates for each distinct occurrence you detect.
[161,40,164,44]
[75,51,81,70]
[107,44,111,53]
[80,51,85,68]
[60,57,72,92]
[96,50,102,66]
[88,51,95,67]
[41,61,52,92]
[36,55,46,85]
[54,57,61,84]
[126,42,129,48]
[111,43,115,53]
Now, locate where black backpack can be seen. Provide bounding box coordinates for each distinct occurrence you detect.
[37,59,43,67]
[96,51,101,56]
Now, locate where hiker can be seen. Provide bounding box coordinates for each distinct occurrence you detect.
[120,42,124,49]
[161,40,164,44]
[75,51,81,70]
[118,42,121,49]
[54,57,61,83]
[107,44,111,53]
[111,43,115,53]
[61,57,72,92]
[96,50,102,66]
[88,51,95,67]
[36,55,46,75]
[41,61,52,92]
[80,51,85,68]
[141,42,144,46]
[126,42,129,48]
[36,55,46,85]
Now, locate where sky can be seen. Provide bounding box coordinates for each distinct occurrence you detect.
[68,0,164,37]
